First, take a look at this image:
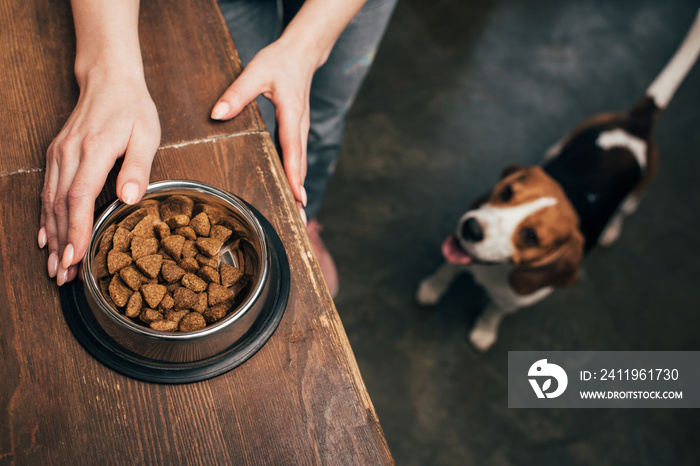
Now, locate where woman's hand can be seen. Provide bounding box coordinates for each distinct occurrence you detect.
[211,38,313,212]
[211,0,368,221]
[39,67,160,285]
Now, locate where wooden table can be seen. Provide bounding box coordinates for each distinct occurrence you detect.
[0,1,394,464]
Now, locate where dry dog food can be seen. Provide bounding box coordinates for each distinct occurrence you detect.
[94,194,251,332]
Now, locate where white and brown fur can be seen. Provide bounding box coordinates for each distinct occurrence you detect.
[417,10,700,351]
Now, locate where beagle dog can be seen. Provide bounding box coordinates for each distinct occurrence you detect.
[417,10,700,351]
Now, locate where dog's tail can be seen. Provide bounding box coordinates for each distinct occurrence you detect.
[646,9,700,110]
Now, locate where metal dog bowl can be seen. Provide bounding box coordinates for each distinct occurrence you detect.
[60,180,290,383]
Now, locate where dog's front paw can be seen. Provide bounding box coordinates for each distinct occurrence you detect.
[469,326,498,352]
[416,279,442,306]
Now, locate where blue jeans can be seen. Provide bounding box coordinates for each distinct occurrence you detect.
[218,0,397,219]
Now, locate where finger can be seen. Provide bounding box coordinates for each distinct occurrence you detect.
[53,153,81,282]
[63,151,118,272]
[116,124,160,207]
[56,264,79,287]
[67,265,79,284]
[276,105,306,205]
[42,149,61,278]
[298,201,307,226]
[299,104,310,191]
[38,168,50,248]
[211,68,267,121]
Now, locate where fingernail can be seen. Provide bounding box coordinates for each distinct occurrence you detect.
[300,186,308,207]
[57,267,68,286]
[38,228,47,248]
[122,182,140,205]
[62,243,74,269]
[299,205,308,226]
[48,252,59,278]
[211,102,230,120]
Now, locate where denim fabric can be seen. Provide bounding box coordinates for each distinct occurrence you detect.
[218,0,397,219]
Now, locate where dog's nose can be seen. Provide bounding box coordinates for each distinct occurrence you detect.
[461,218,484,242]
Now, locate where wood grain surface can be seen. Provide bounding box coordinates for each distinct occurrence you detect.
[0,0,393,464]
[0,0,261,175]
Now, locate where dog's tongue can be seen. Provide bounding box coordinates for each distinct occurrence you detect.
[442,235,473,265]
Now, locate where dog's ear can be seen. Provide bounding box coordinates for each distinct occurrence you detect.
[509,230,584,295]
[501,164,528,179]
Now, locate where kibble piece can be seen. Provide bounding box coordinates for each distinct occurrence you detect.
[203,302,231,323]
[93,249,110,279]
[139,308,162,324]
[125,291,143,318]
[99,224,117,252]
[178,257,199,273]
[130,214,157,238]
[209,224,233,243]
[108,275,132,307]
[179,312,206,332]
[141,283,167,308]
[181,240,198,259]
[112,227,132,252]
[155,222,171,240]
[161,235,186,260]
[195,253,218,269]
[149,319,179,332]
[174,226,197,241]
[198,266,220,284]
[119,265,148,291]
[158,293,175,311]
[220,263,243,288]
[131,236,159,260]
[158,248,174,261]
[161,261,186,283]
[191,293,208,313]
[194,204,225,225]
[165,214,191,230]
[208,282,234,306]
[119,208,149,231]
[196,237,223,257]
[182,273,207,293]
[189,212,211,237]
[135,254,163,279]
[160,195,194,220]
[173,286,197,309]
[218,216,244,234]
[165,309,188,324]
[140,199,162,218]
[107,250,132,274]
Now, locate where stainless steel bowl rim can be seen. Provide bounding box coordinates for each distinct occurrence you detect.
[83,180,270,341]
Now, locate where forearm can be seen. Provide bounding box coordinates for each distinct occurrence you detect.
[71,0,144,87]
[278,0,368,69]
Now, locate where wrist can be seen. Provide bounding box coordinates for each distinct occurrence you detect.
[75,53,146,91]
[276,29,332,71]
[277,0,367,70]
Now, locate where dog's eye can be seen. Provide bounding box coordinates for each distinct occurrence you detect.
[499,185,514,202]
[521,227,539,246]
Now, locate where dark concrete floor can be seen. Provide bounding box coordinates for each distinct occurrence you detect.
[318,0,700,465]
